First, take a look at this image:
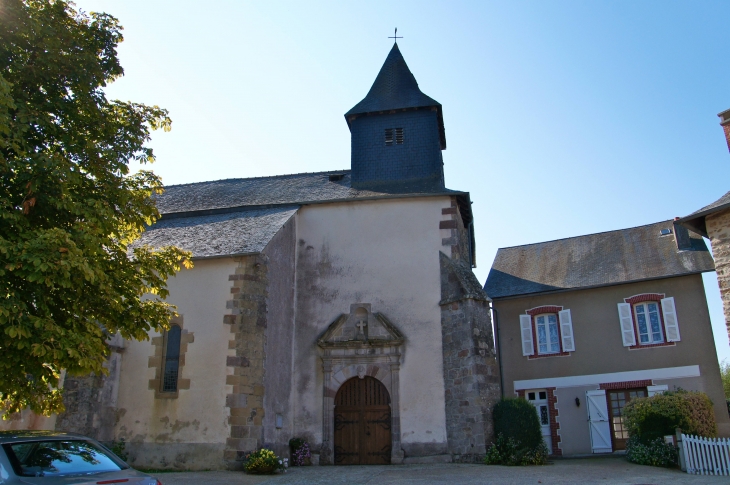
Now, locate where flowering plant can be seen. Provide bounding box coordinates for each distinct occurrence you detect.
[243,448,285,474]
[291,440,311,466]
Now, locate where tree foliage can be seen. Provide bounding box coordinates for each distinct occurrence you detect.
[0,0,191,416]
[721,360,730,399]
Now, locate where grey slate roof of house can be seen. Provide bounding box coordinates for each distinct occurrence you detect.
[139,170,466,259]
[677,190,730,238]
[484,220,715,299]
[344,43,446,149]
[134,207,298,259]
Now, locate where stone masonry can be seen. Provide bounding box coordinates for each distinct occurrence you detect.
[438,198,501,462]
[56,335,124,442]
[223,255,269,469]
[706,209,730,342]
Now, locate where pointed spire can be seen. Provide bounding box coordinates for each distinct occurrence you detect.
[345,44,446,148]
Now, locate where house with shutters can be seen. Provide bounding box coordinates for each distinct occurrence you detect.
[0,43,501,470]
[484,220,730,456]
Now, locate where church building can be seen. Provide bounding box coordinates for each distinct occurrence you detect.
[32,43,500,469]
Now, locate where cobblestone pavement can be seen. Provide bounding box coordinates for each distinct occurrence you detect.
[156,458,728,484]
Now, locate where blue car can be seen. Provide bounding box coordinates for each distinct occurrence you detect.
[0,431,160,484]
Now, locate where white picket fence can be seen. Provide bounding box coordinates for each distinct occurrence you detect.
[680,433,730,475]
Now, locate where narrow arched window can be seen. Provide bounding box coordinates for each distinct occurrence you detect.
[162,325,181,392]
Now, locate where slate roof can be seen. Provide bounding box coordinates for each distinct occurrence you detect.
[677,190,730,238]
[134,206,298,259]
[484,221,715,299]
[156,170,461,216]
[344,43,446,149]
[142,170,468,259]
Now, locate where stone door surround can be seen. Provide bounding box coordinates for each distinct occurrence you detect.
[317,303,405,465]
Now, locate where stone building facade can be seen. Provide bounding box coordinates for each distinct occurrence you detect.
[0,43,500,470]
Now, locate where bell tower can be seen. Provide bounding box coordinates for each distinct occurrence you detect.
[345,43,446,191]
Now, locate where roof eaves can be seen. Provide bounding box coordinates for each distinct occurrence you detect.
[159,192,465,219]
[488,270,713,301]
[676,198,730,238]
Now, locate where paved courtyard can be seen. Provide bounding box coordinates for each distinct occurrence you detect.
[155,457,727,485]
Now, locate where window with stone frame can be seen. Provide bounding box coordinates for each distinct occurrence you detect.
[617,294,680,348]
[162,324,182,392]
[520,306,575,358]
[148,315,192,398]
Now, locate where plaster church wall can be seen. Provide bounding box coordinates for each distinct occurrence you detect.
[292,196,455,460]
[114,257,237,470]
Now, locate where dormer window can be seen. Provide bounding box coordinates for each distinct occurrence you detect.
[384,128,404,146]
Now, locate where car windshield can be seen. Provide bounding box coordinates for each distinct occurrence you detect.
[3,439,125,477]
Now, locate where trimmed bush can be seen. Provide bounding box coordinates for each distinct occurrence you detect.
[484,434,548,466]
[625,436,678,467]
[485,398,547,466]
[493,398,543,450]
[623,390,716,445]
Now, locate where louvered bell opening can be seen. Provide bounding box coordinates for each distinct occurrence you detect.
[395,128,404,145]
[384,128,393,146]
[162,325,181,392]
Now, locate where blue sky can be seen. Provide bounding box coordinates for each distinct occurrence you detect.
[76,0,730,363]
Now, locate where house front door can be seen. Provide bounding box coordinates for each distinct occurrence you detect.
[526,389,552,454]
[607,388,647,450]
[334,376,391,465]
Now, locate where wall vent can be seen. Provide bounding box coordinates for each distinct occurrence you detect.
[385,128,393,146]
[395,128,404,144]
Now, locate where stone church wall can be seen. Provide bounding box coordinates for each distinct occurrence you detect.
[292,197,452,461]
[112,258,236,470]
[707,208,730,342]
[261,216,297,458]
[439,197,500,462]
[222,254,269,469]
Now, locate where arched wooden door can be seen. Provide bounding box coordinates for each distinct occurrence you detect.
[334,376,391,465]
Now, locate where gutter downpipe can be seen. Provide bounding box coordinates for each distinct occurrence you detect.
[488,298,504,399]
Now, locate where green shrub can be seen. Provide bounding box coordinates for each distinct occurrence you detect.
[625,436,678,467]
[243,449,285,474]
[484,434,548,466]
[493,398,543,450]
[485,398,547,466]
[623,390,716,444]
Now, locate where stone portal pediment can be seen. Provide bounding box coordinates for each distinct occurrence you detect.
[317,303,404,348]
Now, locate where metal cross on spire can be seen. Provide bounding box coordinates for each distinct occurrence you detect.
[388,27,403,43]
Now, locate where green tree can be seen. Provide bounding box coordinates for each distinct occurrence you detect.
[0,0,191,416]
[721,360,730,399]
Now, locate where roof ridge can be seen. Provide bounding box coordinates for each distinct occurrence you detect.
[495,219,676,251]
[162,169,351,189]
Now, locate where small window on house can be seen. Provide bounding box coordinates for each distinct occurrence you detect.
[616,295,680,347]
[535,313,560,354]
[162,325,181,392]
[395,128,404,144]
[385,128,393,146]
[519,308,575,357]
[634,302,663,344]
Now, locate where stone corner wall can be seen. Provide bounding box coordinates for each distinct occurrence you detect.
[55,346,123,443]
[438,199,501,462]
[223,254,269,470]
[706,208,730,343]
